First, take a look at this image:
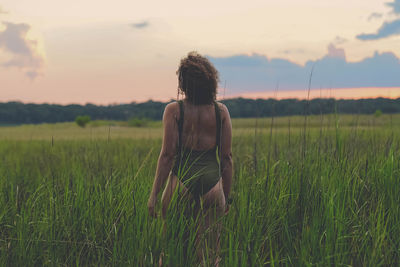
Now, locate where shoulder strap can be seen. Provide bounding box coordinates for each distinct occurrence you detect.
[214,102,221,148]
[177,100,184,148]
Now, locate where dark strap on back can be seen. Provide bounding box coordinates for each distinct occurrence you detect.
[176,100,221,150]
[214,102,221,149]
[177,100,184,149]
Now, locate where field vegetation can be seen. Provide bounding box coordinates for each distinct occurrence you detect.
[0,114,399,266]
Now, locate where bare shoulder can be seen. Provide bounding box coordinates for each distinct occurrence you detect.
[165,101,179,112]
[163,102,179,121]
[216,102,231,120]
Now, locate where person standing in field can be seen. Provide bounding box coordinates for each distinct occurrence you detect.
[147,51,233,266]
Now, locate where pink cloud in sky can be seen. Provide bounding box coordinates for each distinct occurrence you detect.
[0,21,44,79]
[327,43,346,59]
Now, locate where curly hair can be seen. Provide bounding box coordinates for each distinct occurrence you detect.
[176,51,219,105]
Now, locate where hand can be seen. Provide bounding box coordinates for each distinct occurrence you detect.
[147,195,157,218]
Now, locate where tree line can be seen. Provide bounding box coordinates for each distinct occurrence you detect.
[0,97,399,124]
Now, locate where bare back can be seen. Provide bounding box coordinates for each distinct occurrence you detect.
[179,100,219,151]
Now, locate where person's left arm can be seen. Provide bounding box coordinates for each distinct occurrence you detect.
[147,103,178,217]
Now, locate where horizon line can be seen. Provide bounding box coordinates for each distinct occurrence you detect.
[2,86,400,106]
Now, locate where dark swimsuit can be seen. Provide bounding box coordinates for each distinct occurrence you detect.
[172,100,222,199]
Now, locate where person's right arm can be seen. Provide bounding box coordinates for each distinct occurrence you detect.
[220,104,233,201]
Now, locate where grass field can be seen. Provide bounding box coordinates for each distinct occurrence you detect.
[1,114,399,266]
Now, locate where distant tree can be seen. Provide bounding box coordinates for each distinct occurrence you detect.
[374,109,382,117]
[75,115,91,127]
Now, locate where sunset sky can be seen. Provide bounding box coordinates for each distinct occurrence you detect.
[0,0,400,104]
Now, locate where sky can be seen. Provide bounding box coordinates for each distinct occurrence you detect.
[0,0,399,104]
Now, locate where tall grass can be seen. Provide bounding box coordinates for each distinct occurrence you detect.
[0,116,399,266]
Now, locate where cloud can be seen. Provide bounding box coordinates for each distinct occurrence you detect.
[327,43,346,59]
[131,21,149,29]
[357,19,400,40]
[207,45,400,93]
[368,12,383,21]
[357,0,400,41]
[358,0,400,41]
[0,21,44,79]
[386,0,400,14]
